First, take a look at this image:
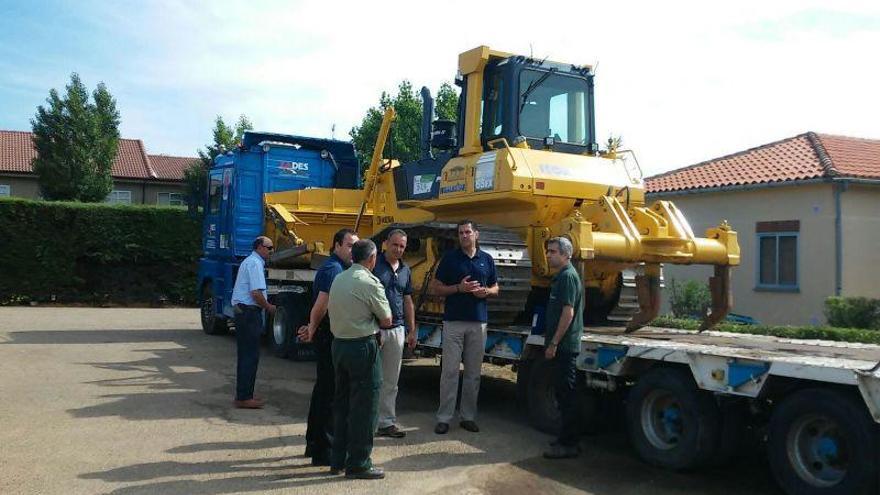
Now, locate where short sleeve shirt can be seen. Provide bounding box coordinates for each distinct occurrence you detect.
[435,248,497,322]
[328,264,393,339]
[314,253,345,300]
[544,262,584,353]
[231,252,266,306]
[372,253,413,328]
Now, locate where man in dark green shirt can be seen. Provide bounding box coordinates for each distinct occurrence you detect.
[542,236,585,459]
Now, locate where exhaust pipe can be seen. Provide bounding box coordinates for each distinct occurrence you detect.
[420,86,434,160]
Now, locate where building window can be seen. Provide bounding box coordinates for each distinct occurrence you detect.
[157,192,185,206]
[755,220,799,291]
[106,190,132,205]
[0,184,9,197]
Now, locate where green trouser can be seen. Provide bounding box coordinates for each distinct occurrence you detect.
[330,335,382,471]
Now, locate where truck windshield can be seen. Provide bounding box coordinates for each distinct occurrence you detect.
[518,69,590,145]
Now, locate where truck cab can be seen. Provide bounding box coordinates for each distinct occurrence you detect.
[197,131,359,335]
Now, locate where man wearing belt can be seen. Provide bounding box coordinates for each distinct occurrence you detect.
[542,236,585,459]
[429,220,499,435]
[297,228,358,466]
[328,239,391,479]
[230,236,277,409]
[371,229,417,439]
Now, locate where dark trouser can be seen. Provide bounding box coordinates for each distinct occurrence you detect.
[554,350,580,447]
[234,306,263,401]
[331,335,381,472]
[305,325,335,460]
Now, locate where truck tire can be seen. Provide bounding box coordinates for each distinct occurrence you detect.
[268,293,309,359]
[200,283,228,335]
[626,366,720,470]
[768,388,878,495]
[516,359,532,414]
[528,356,561,434]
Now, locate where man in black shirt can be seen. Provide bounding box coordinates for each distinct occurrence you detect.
[429,220,499,434]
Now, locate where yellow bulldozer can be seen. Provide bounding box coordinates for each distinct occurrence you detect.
[263,45,740,332]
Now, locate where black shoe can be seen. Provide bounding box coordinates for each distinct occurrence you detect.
[459,420,479,433]
[543,444,580,459]
[345,467,385,479]
[434,422,449,434]
[304,445,313,458]
[376,425,406,438]
[329,466,343,475]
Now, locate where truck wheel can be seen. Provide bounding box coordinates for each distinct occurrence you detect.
[269,294,309,358]
[626,367,720,470]
[516,359,533,413]
[528,357,561,434]
[200,283,228,335]
[768,388,878,495]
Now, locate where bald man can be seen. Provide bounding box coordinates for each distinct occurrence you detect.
[230,236,277,409]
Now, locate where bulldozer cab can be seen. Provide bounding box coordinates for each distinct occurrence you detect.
[470,55,598,155]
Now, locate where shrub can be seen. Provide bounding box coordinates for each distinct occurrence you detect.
[651,316,880,345]
[0,197,201,305]
[824,297,880,330]
[668,278,711,319]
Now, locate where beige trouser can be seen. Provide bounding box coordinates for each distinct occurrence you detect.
[436,321,487,424]
[377,326,405,429]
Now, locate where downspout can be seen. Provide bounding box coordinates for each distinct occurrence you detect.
[833,180,847,296]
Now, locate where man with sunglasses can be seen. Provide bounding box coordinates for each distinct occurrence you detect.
[230,236,277,409]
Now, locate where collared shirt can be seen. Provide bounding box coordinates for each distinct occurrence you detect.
[328,264,392,339]
[545,262,584,353]
[372,252,413,328]
[435,247,497,322]
[314,253,346,301]
[231,251,267,306]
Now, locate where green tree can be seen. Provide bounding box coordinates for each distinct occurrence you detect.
[31,73,121,202]
[184,114,253,214]
[350,80,459,176]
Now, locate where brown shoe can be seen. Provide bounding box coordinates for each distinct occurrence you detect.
[233,398,265,409]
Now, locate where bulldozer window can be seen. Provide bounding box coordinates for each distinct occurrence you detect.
[519,70,589,145]
[483,71,504,139]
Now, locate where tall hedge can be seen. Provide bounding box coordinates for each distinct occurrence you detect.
[0,197,201,305]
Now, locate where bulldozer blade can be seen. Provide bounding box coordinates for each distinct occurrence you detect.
[625,275,661,333]
[699,265,732,332]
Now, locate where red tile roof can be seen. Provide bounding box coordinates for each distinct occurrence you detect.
[0,130,193,182]
[646,132,880,193]
[147,155,199,181]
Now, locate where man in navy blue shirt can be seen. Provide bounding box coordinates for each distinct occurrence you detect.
[429,220,499,434]
[297,228,358,466]
[371,229,417,439]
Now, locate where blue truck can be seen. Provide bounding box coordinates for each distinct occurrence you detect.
[196,130,360,358]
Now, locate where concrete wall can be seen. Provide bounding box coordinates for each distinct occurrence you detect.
[0,174,185,205]
[652,182,836,326]
[840,183,880,298]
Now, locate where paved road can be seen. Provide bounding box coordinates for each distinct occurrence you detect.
[0,307,782,494]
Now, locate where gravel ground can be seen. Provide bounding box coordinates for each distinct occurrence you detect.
[0,307,781,494]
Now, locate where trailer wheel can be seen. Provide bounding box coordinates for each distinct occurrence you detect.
[200,283,228,335]
[527,357,561,434]
[626,367,720,470]
[768,388,878,495]
[516,359,532,413]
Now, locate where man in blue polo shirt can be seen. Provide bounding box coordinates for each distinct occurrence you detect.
[371,229,417,439]
[297,228,358,466]
[429,220,499,434]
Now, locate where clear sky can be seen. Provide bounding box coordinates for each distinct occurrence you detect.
[1,0,878,176]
